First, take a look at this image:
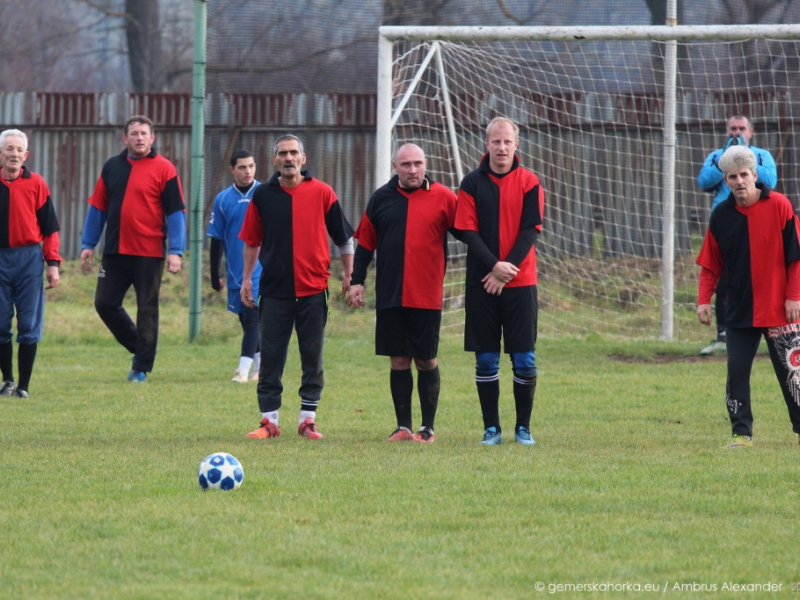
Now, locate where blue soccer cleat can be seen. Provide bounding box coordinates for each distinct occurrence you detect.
[480,426,502,445]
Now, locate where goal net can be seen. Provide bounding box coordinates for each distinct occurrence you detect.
[379,26,800,340]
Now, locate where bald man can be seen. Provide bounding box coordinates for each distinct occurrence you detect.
[349,143,457,444]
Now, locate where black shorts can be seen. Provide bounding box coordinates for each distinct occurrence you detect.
[375,307,442,359]
[464,284,538,353]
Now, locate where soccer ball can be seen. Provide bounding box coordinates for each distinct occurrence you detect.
[198,452,244,491]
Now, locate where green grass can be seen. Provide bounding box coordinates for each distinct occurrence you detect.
[1,262,799,598]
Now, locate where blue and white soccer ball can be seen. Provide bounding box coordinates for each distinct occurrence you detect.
[198,452,244,491]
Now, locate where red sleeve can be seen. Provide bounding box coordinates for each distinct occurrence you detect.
[88,175,108,211]
[353,213,377,252]
[698,266,719,305]
[238,200,262,247]
[787,261,800,301]
[42,231,61,264]
[455,189,479,232]
[696,227,723,275]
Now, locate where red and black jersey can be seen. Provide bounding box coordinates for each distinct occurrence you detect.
[455,153,544,288]
[697,183,800,327]
[239,171,353,299]
[88,149,185,258]
[0,166,61,263]
[352,175,457,310]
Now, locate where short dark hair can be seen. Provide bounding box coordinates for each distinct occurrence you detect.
[728,114,753,129]
[230,149,254,167]
[124,115,154,135]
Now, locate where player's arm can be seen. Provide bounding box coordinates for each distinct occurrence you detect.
[165,210,185,274]
[209,238,224,291]
[756,150,778,190]
[697,149,725,192]
[348,243,374,308]
[339,237,354,298]
[80,205,107,271]
[241,243,259,308]
[696,266,718,325]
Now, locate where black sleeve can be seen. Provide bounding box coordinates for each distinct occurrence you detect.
[209,238,222,291]
[162,175,186,215]
[35,195,60,237]
[459,230,498,270]
[505,229,539,267]
[325,200,355,246]
[350,244,374,287]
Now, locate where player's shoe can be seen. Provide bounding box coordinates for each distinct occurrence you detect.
[246,418,281,439]
[127,370,148,383]
[15,389,29,399]
[388,426,415,441]
[723,434,752,448]
[413,426,435,444]
[0,380,16,396]
[480,426,502,445]
[700,340,726,355]
[298,417,323,440]
[248,369,260,381]
[514,425,536,446]
[231,369,249,383]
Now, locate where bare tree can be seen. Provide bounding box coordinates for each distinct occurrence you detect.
[125,0,164,92]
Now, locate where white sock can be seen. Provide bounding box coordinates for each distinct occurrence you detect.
[299,410,316,425]
[252,352,261,372]
[262,411,279,426]
[238,356,254,373]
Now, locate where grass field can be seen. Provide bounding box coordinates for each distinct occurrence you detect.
[1,263,799,599]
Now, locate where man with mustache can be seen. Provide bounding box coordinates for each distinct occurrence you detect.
[240,134,354,441]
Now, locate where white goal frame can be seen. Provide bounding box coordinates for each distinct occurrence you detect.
[377,24,800,340]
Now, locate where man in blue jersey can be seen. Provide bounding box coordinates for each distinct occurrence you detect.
[697,115,778,356]
[208,150,262,383]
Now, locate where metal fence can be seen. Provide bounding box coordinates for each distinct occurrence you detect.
[2,91,798,259]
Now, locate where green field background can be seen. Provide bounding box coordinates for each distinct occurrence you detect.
[0,261,797,599]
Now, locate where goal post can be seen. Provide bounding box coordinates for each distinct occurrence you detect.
[377,24,800,340]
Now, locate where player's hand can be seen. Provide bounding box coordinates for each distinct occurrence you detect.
[785,298,800,323]
[80,248,94,272]
[211,277,223,292]
[724,135,735,150]
[697,303,713,325]
[166,254,182,274]
[491,261,519,283]
[737,134,747,147]
[347,284,364,308]
[241,281,256,308]
[341,273,352,299]
[482,272,506,296]
[45,266,60,289]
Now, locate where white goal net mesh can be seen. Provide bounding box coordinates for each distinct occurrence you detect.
[389,36,800,339]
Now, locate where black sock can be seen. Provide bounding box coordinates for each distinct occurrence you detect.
[390,369,413,429]
[417,366,440,430]
[513,373,536,430]
[0,341,12,382]
[476,376,500,432]
[17,343,37,392]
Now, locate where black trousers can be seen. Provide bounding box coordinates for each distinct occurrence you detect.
[256,291,328,413]
[94,254,164,373]
[725,325,800,437]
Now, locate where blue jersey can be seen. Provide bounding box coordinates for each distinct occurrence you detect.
[207,182,262,292]
[697,144,777,210]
